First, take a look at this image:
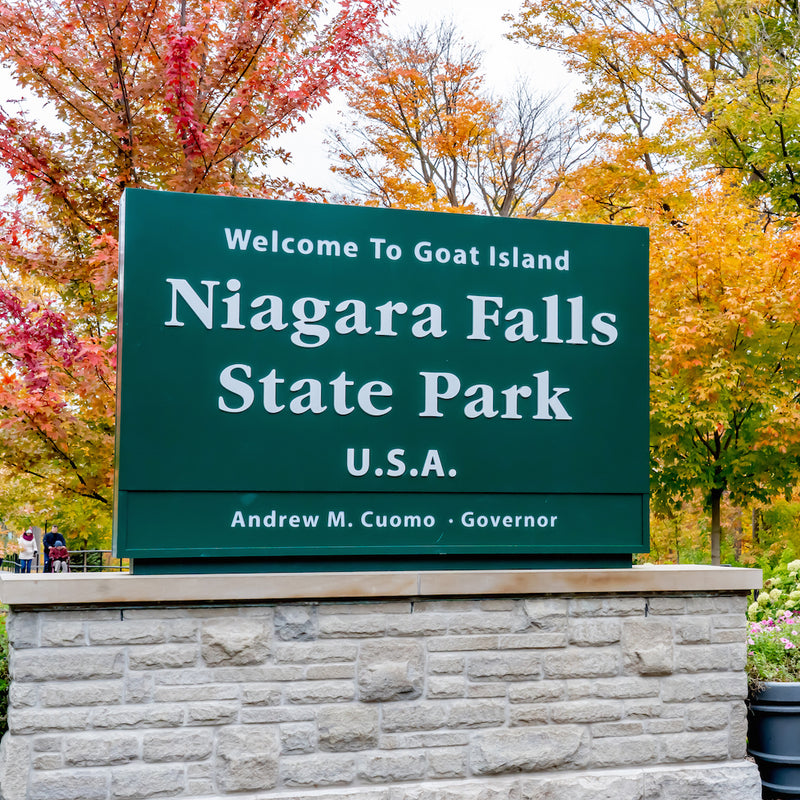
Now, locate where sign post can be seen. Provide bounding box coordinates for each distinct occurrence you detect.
[114,189,649,573]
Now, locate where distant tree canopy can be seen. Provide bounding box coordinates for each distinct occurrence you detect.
[330,21,589,216]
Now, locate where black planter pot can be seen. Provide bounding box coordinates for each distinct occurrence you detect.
[749,682,800,799]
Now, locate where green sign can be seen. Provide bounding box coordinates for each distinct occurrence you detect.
[114,189,649,571]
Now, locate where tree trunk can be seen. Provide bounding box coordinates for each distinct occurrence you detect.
[710,487,723,565]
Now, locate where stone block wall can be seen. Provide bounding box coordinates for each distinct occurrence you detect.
[0,592,761,800]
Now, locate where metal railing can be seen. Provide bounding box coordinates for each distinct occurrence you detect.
[0,550,129,574]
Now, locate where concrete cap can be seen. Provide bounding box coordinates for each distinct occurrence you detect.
[0,564,761,607]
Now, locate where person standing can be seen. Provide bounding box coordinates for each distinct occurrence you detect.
[42,526,66,573]
[17,529,37,574]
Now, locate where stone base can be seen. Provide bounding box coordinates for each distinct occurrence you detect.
[0,568,762,800]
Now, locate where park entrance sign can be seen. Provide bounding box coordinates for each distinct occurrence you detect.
[114,189,649,573]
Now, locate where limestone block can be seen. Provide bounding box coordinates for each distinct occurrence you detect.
[240,706,315,724]
[186,779,214,795]
[467,653,541,681]
[509,681,566,704]
[381,731,470,749]
[153,682,239,703]
[165,620,200,643]
[215,725,279,792]
[40,621,86,647]
[427,677,467,698]
[523,598,569,631]
[570,597,646,617]
[428,655,465,675]
[281,754,357,787]
[729,642,748,671]
[390,781,516,800]
[542,648,620,679]
[589,735,658,767]
[125,675,154,704]
[591,721,645,738]
[8,684,37,708]
[319,705,379,751]
[712,613,748,630]
[275,606,317,641]
[646,596,687,615]
[624,700,665,719]
[674,619,711,644]
[109,765,185,798]
[12,647,124,682]
[6,612,38,649]
[427,635,499,652]
[445,612,520,635]
[622,620,674,676]
[447,699,506,729]
[358,751,427,783]
[32,736,61,752]
[128,644,198,670]
[142,729,213,762]
[40,680,124,707]
[427,747,468,779]
[201,619,270,666]
[661,731,729,761]
[32,753,63,770]
[286,680,355,704]
[644,719,685,735]
[549,700,623,724]
[469,684,507,699]
[358,641,424,702]
[307,664,356,680]
[498,633,568,649]
[381,703,448,733]
[564,680,593,699]
[519,772,646,800]
[63,733,139,767]
[471,726,587,774]
[28,770,109,800]
[186,701,238,725]
[275,642,358,664]
[508,705,550,725]
[320,615,387,637]
[0,735,30,800]
[88,621,167,646]
[9,708,88,734]
[684,702,730,731]
[90,704,184,729]
[240,684,282,705]
[590,677,661,699]
[660,672,746,703]
[643,762,762,799]
[385,616,449,637]
[568,619,622,646]
[280,722,317,754]
[729,701,748,759]
[685,595,745,615]
[674,644,731,673]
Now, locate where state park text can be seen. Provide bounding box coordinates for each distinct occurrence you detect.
[165,227,621,425]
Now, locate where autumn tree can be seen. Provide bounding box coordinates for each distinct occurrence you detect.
[508,0,800,215]
[330,21,587,215]
[546,145,800,563]
[0,0,392,542]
